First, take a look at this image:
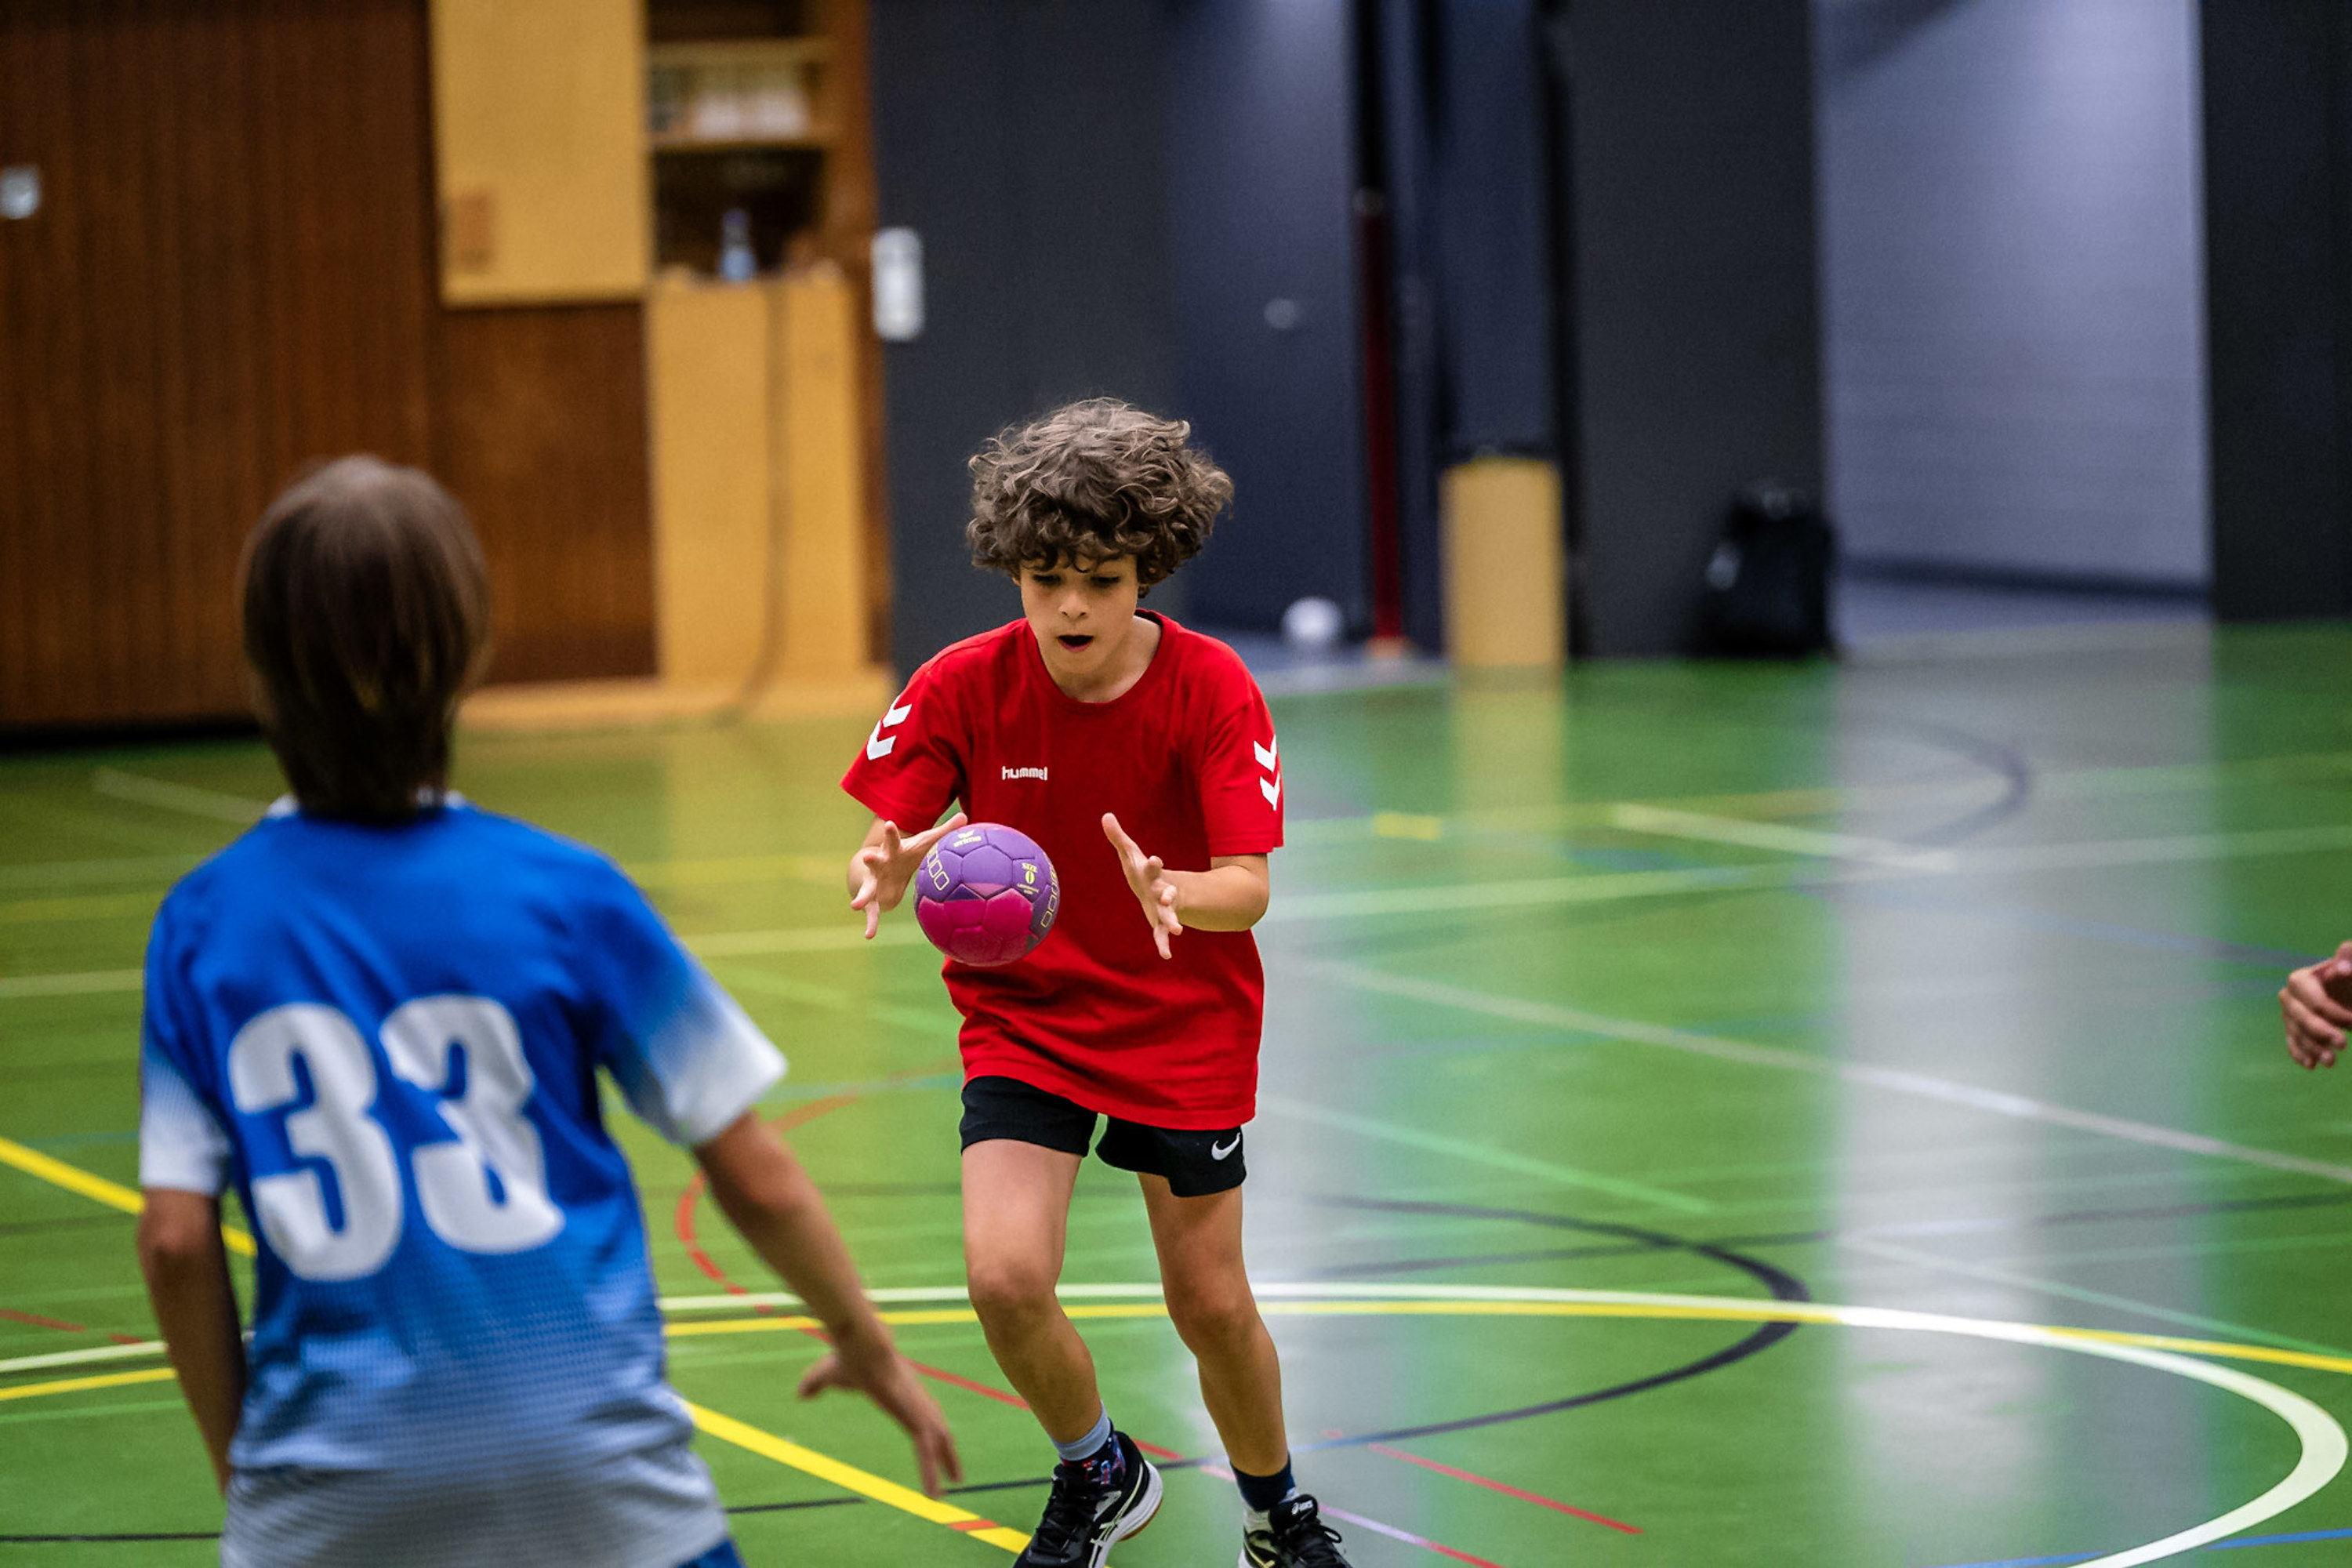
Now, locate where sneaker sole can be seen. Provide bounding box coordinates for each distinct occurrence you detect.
[1099,1461,1162,1563]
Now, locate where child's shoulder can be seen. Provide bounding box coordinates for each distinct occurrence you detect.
[158,802,629,931]
[911,620,1027,690]
[1158,616,1263,702]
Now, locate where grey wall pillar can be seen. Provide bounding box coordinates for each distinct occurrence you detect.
[2202,2,2352,621]
[868,1,1178,675]
[1550,0,1824,655]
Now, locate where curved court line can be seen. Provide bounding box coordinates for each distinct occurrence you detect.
[668,1188,1813,1457]
[659,1284,2347,1568]
[9,1287,2347,1566]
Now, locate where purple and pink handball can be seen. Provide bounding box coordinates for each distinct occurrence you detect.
[914,822,1060,967]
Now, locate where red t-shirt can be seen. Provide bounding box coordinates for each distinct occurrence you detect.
[840,614,1283,1128]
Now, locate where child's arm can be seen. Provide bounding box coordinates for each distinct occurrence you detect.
[2281,941,2352,1069]
[1103,814,1269,958]
[844,813,970,938]
[695,1112,962,1494]
[136,1190,246,1494]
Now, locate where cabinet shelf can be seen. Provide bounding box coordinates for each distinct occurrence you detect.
[650,129,834,152]
[648,37,827,72]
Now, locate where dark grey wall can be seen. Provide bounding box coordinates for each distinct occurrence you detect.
[1435,0,1555,461]
[2202,2,2352,621]
[1555,0,1824,655]
[1164,0,1369,633]
[869,1,1180,674]
[1817,0,2209,590]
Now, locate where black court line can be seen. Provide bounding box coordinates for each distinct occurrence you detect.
[1218,1197,1811,1464]
[2,1200,1809,1541]
[1302,1187,2352,1283]
[1875,714,2034,848]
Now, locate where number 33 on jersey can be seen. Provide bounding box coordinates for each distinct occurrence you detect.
[223,996,560,1280]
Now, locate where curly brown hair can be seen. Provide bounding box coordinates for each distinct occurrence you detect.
[966,398,1232,590]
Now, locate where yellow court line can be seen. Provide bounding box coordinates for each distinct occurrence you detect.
[0,1135,256,1257]
[2053,1326,2352,1379]
[673,1298,2352,1380]
[0,1368,178,1404]
[686,1401,1029,1554]
[9,1292,2349,1568]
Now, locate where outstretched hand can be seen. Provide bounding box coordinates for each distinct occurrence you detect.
[798,1338,963,1497]
[850,814,971,938]
[2281,940,2352,1070]
[1103,813,1181,959]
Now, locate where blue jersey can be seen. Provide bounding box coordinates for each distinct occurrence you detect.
[136,800,782,1567]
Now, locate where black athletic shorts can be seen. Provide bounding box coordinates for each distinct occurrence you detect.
[958,1076,1247,1198]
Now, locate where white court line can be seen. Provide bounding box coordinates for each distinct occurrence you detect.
[1960,823,2352,874]
[1297,960,2352,1187]
[0,969,143,1000]
[0,1340,164,1376]
[1607,802,1958,872]
[90,769,266,826]
[688,924,925,956]
[17,1275,2350,1568]
[9,819,2350,1001]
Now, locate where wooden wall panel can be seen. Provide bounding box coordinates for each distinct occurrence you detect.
[0,0,655,730]
[0,0,437,728]
[432,306,658,685]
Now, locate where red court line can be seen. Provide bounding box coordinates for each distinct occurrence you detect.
[1197,1460,1506,1567]
[1366,1441,1640,1535]
[2,1305,143,1345]
[673,1092,1049,1412]
[671,1099,1504,1563]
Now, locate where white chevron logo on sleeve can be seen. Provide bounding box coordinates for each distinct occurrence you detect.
[1255,734,1280,808]
[866,701,913,761]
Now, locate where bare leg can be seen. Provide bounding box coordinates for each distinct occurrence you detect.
[962,1139,1103,1444]
[1140,1175,1287,1475]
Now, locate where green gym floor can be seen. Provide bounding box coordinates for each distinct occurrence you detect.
[7,622,2352,1566]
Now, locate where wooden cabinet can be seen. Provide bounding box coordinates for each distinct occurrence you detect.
[429,0,651,305]
[647,268,869,694]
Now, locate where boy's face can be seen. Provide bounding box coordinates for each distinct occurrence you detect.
[1020,554,1144,684]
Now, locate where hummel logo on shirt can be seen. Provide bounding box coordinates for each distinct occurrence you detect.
[1254,735,1281,809]
[866,701,913,761]
[1001,766,1048,781]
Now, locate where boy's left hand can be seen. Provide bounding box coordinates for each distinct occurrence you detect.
[1104,813,1182,958]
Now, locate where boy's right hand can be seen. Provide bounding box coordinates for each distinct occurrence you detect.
[798,1335,963,1496]
[2281,940,2352,1069]
[849,814,970,938]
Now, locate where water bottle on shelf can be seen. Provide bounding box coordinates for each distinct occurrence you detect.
[718,208,757,283]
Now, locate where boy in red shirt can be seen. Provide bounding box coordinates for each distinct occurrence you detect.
[840,401,1352,1568]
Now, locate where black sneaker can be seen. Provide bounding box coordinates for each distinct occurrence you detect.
[1014,1431,1163,1568]
[1241,1493,1352,1567]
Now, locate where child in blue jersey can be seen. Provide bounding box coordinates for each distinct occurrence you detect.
[133,457,957,1567]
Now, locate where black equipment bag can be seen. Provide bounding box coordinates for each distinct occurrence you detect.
[1699,481,1836,657]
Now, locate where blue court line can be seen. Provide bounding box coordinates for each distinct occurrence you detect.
[1926,1526,2352,1567]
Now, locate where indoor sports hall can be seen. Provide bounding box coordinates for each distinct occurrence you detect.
[5,4,2350,1567]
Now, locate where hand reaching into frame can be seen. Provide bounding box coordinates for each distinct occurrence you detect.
[2281,940,2352,1070]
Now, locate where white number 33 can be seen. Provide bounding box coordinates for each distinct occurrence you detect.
[226,996,563,1280]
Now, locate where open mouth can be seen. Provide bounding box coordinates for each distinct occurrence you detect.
[1057,634,1094,652]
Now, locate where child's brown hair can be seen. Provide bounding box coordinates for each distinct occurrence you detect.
[238,456,489,820]
[966,398,1232,590]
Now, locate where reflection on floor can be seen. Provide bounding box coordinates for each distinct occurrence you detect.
[1836,568,2207,650]
[6,622,2352,1566]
